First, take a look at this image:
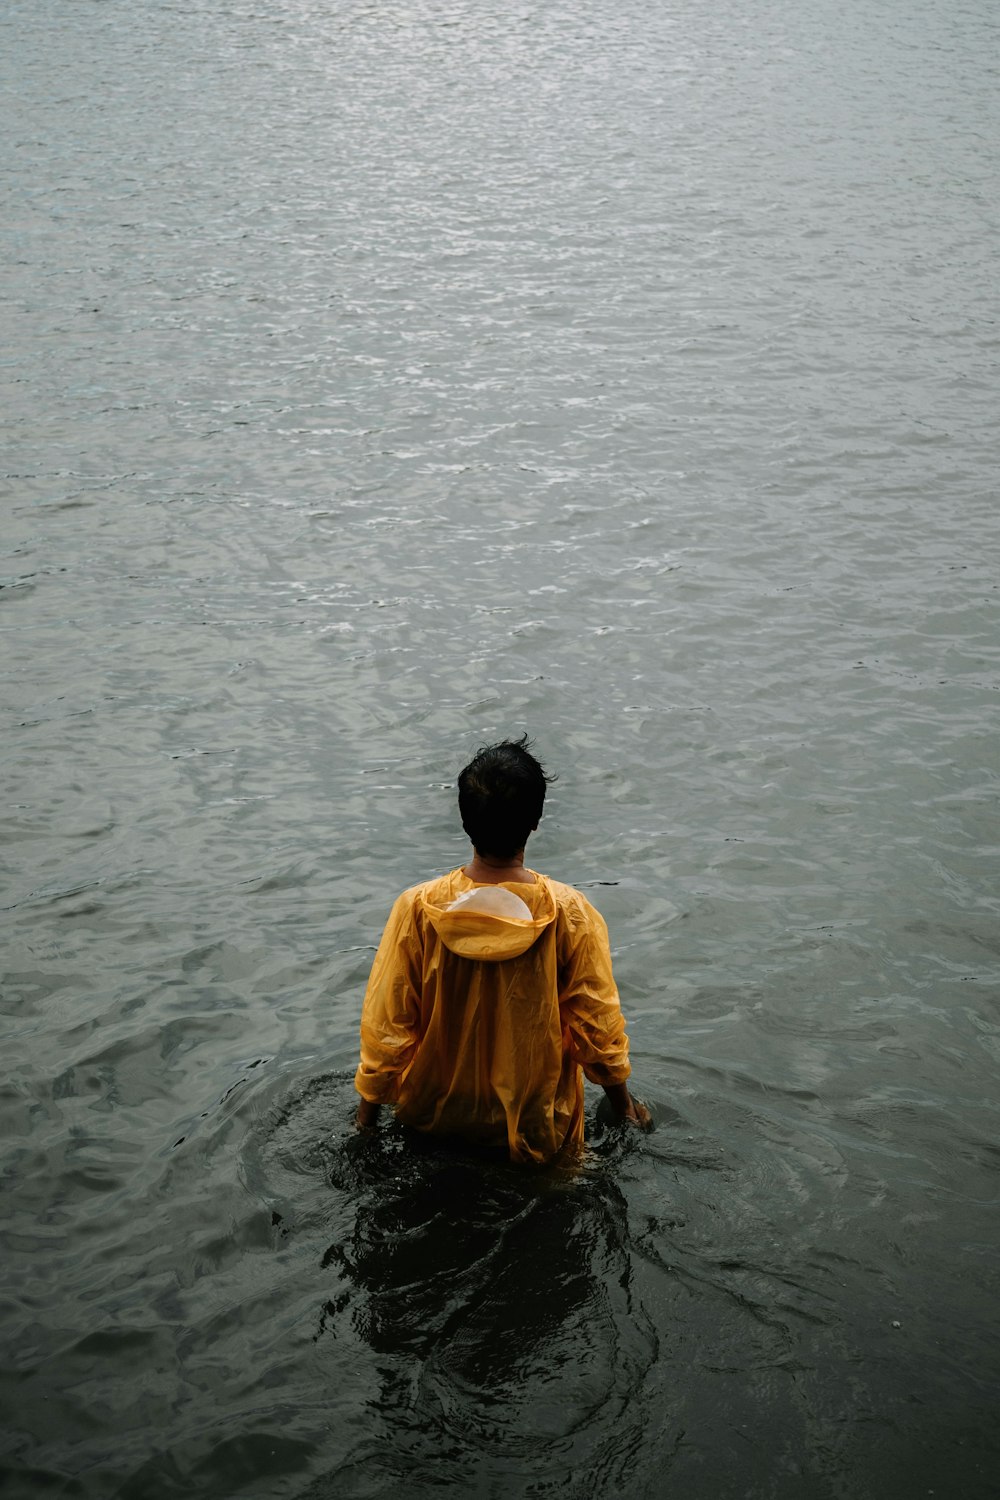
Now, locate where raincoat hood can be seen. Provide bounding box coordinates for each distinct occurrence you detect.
[421,871,556,961]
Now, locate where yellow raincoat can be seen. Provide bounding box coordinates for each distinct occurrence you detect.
[355,868,631,1165]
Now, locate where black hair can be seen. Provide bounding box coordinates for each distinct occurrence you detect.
[457,735,554,858]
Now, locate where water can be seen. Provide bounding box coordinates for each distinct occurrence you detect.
[2,0,999,1493]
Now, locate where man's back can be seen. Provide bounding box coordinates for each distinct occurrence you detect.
[355,868,631,1165]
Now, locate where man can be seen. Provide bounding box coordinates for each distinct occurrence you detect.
[355,737,649,1165]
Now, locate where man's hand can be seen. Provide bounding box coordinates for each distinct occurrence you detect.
[355,1098,381,1130]
[625,1096,652,1130]
[602,1082,652,1130]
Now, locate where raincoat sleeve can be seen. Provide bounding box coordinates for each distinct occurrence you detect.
[558,895,632,1088]
[355,891,424,1105]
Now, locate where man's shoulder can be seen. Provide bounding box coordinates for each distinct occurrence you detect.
[534,873,603,924]
[536,872,581,903]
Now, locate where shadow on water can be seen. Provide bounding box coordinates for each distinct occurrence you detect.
[243,1074,664,1499]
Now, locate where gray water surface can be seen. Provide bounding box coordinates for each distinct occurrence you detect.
[3,0,999,1495]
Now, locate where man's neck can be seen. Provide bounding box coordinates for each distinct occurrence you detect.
[463,849,535,885]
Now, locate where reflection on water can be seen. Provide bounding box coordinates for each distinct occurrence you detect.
[254,1077,659,1497]
[324,1147,651,1492]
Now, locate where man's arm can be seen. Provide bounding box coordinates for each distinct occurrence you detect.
[559,893,651,1126]
[559,897,632,1080]
[354,892,423,1129]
